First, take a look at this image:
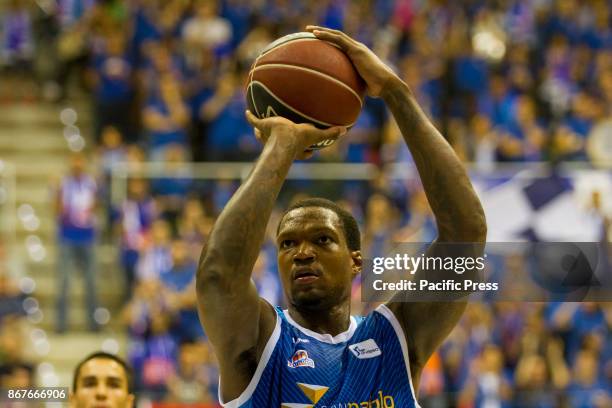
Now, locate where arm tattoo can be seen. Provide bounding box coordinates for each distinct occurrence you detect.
[382,79,487,375]
[382,79,486,241]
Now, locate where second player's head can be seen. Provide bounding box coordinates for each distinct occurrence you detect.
[71,352,134,408]
[276,198,362,311]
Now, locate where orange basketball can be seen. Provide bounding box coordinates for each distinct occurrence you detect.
[246,32,366,150]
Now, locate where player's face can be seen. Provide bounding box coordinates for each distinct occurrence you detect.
[277,207,361,310]
[70,358,134,408]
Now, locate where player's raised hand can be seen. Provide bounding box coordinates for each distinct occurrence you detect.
[306,25,399,97]
[246,111,346,160]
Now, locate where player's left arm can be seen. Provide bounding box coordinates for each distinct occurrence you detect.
[380,77,486,387]
[308,26,487,389]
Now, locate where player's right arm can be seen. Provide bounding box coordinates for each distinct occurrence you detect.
[196,112,345,401]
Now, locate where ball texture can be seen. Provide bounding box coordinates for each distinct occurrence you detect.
[246,32,366,150]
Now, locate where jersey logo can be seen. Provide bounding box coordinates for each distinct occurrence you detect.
[293,337,310,344]
[349,339,382,359]
[282,384,396,408]
[287,350,315,368]
[282,383,329,408]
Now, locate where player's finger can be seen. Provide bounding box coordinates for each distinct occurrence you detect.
[245,110,261,128]
[307,27,352,50]
[311,30,351,51]
[306,25,344,37]
[321,126,347,141]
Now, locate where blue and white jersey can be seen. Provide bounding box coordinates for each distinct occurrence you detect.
[220,304,421,408]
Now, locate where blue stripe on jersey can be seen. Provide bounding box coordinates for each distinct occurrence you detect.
[220,304,420,408]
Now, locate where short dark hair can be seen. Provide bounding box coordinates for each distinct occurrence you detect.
[73,352,134,393]
[278,198,361,251]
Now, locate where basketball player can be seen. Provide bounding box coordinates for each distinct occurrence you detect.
[70,352,135,408]
[197,26,486,407]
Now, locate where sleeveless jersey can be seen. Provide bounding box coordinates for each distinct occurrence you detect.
[220,304,421,408]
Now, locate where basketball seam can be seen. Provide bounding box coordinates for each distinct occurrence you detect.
[247,80,356,128]
[255,38,350,89]
[248,60,261,117]
[257,37,342,60]
[250,64,363,109]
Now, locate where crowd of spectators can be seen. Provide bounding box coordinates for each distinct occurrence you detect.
[1,0,611,406]
[2,0,610,163]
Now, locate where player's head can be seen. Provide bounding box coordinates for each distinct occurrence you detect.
[276,198,362,311]
[71,352,134,408]
[69,152,87,176]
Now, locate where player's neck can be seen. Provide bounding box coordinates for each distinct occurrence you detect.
[288,303,351,337]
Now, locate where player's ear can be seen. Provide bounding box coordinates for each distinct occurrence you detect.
[127,393,135,408]
[351,251,362,276]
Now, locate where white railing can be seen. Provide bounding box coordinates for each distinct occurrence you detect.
[109,160,607,206]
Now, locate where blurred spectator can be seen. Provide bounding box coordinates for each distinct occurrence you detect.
[54,0,97,101]
[136,219,172,282]
[514,353,559,408]
[160,239,203,342]
[123,278,175,394]
[551,92,599,161]
[125,144,147,173]
[549,303,608,364]
[0,315,34,393]
[182,0,233,55]
[477,72,515,130]
[340,98,384,163]
[1,0,34,69]
[97,125,127,233]
[55,152,99,333]
[452,40,489,119]
[199,66,256,161]
[97,125,127,179]
[0,362,34,388]
[56,0,95,29]
[363,193,399,258]
[143,73,190,158]
[140,309,177,400]
[210,178,238,214]
[567,350,610,408]
[90,32,135,143]
[166,341,215,404]
[131,0,187,62]
[515,336,572,407]
[177,197,211,256]
[252,251,281,307]
[459,344,513,408]
[150,145,193,227]
[116,178,156,301]
[468,114,497,171]
[497,95,547,162]
[0,0,36,104]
